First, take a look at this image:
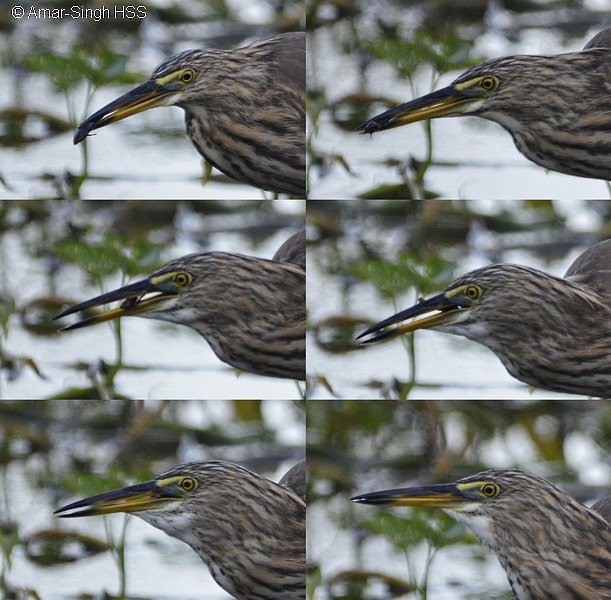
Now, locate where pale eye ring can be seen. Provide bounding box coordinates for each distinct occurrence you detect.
[174,272,192,286]
[480,76,498,91]
[465,285,481,299]
[180,69,195,84]
[180,477,198,491]
[481,482,500,497]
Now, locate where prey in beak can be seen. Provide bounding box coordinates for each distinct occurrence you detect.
[54,275,184,331]
[54,478,188,518]
[74,76,185,144]
[357,284,480,344]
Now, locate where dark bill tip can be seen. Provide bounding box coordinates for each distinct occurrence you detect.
[352,482,461,508]
[356,292,458,343]
[358,100,421,134]
[54,491,111,517]
[54,505,98,518]
[356,326,398,343]
[358,121,377,135]
[73,123,93,144]
[356,304,421,342]
[351,491,394,505]
[54,302,90,321]
[72,79,174,145]
[56,314,109,332]
[358,113,394,134]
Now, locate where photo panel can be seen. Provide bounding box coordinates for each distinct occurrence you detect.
[306,3,610,199]
[0,199,305,400]
[1,398,305,598]
[1,3,306,199]
[307,198,610,400]
[306,399,610,599]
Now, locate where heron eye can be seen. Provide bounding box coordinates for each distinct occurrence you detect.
[480,76,499,91]
[179,69,195,84]
[179,477,198,492]
[173,272,192,286]
[464,285,482,300]
[481,482,500,497]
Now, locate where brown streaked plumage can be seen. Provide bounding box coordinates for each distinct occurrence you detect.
[74,33,306,195]
[352,469,611,600]
[361,28,611,180]
[55,460,305,600]
[55,230,306,380]
[273,228,306,270]
[278,459,306,501]
[591,494,611,522]
[358,240,611,396]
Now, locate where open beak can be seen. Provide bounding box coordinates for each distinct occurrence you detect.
[74,78,182,144]
[360,84,483,134]
[357,291,465,344]
[54,276,180,331]
[352,482,465,508]
[54,479,185,518]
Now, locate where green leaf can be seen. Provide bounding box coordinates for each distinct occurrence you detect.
[22,47,144,93]
[349,253,455,301]
[364,510,474,552]
[366,32,480,80]
[54,235,162,282]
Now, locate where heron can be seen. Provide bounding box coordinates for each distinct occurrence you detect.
[55,459,306,600]
[75,32,306,195]
[55,229,305,380]
[352,469,611,600]
[358,239,611,396]
[361,28,611,180]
